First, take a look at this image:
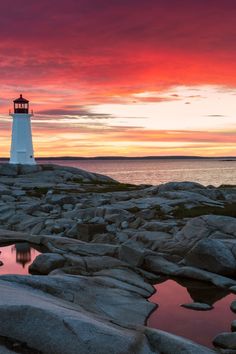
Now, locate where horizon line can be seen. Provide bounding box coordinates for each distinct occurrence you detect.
[0,155,235,160]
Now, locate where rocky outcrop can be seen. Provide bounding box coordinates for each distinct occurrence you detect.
[185,239,236,276]
[0,165,236,353]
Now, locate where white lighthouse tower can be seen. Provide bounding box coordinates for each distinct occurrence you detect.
[10,94,36,165]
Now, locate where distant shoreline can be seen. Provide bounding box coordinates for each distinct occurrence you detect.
[0,156,235,161]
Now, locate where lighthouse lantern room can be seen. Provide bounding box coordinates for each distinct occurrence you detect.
[10,94,36,165]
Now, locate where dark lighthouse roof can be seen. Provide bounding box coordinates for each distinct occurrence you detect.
[13,94,29,114]
[14,94,29,104]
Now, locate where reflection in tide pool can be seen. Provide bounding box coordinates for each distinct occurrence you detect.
[0,243,41,275]
[148,279,236,347]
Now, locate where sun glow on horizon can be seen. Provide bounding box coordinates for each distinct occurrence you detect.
[0,85,235,158]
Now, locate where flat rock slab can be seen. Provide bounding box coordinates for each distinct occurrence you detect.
[0,279,151,354]
[0,273,154,326]
[93,268,154,296]
[175,266,236,289]
[144,328,216,354]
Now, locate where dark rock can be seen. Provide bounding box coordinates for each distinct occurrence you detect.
[67,223,107,241]
[0,164,18,176]
[46,194,78,206]
[29,253,65,275]
[231,301,236,313]
[181,302,213,311]
[213,332,236,349]
[231,320,236,332]
[118,242,145,267]
[18,165,42,175]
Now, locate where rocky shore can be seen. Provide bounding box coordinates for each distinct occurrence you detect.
[0,163,235,354]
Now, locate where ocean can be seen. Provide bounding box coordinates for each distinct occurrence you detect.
[40,159,236,186]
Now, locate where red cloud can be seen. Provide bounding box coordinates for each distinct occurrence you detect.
[0,0,236,98]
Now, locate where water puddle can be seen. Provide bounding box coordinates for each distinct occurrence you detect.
[0,243,41,275]
[148,278,236,347]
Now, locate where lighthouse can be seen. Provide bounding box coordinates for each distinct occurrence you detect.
[10,94,36,165]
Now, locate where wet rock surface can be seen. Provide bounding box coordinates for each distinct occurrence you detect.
[0,163,235,353]
[213,333,236,350]
[181,302,214,311]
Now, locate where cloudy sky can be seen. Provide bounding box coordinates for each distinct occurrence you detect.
[0,0,235,157]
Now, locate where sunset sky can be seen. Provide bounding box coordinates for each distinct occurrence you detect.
[0,0,235,157]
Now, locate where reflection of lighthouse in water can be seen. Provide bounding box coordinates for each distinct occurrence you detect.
[12,243,32,268]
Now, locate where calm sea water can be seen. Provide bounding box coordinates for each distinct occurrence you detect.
[42,159,236,186]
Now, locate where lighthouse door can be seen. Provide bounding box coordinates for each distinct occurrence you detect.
[17,151,27,164]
